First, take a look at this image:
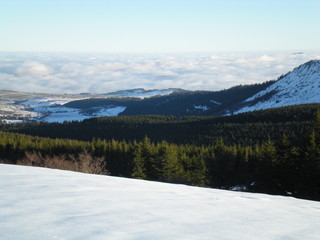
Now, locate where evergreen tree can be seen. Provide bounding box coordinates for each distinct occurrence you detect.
[157,141,183,183]
[131,142,146,179]
[276,135,299,194]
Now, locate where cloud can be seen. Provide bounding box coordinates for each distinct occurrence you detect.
[15,61,52,76]
[0,51,319,94]
[258,55,276,62]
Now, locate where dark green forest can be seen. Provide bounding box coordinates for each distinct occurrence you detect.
[1,104,320,200]
[1,104,318,146]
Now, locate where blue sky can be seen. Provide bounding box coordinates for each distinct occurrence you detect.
[1,0,320,53]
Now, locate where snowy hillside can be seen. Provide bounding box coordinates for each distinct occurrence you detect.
[236,60,320,113]
[1,164,320,240]
[0,88,182,123]
[20,97,126,123]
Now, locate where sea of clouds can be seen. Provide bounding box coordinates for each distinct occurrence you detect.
[0,51,319,94]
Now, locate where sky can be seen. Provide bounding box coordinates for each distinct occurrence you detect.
[1,0,320,53]
[0,0,320,93]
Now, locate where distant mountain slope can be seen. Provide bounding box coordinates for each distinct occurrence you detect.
[236,60,320,113]
[65,81,275,116]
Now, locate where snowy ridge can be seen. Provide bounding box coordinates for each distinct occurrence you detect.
[236,60,320,113]
[1,164,319,240]
[102,88,182,99]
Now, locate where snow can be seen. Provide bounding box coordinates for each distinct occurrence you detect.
[93,106,127,117]
[236,60,320,114]
[103,88,178,99]
[41,106,88,123]
[0,102,38,123]
[194,105,209,111]
[1,89,175,123]
[1,119,24,123]
[1,164,320,240]
[15,97,126,123]
[20,97,88,111]
[210,100,221,105]
[41,106,126,123]
[0,102,40,119]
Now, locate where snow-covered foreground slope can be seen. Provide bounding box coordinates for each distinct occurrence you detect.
[236,60,320,113]
[1,164,320,240]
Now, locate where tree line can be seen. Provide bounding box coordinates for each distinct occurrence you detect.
[0,104,318,146]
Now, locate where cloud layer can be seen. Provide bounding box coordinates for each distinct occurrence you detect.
[0,52,320,94]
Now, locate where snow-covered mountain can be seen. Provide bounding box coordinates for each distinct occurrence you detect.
[236,60,320,113]
[1,163,319,240]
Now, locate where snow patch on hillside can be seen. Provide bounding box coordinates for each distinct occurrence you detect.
[103,88,181,99]
[1,164,319,240]
[194,105,209,111]
[41,106,126,123]
[18,97,126,122]
[0,102,40,122]
[95,106,126,116]
[210,100,221,105]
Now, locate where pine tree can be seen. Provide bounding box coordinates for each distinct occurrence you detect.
[131,143,146,179]
[254,138,281,194]
[277,134,299,194]
[301,128,320,199]
[157,141,183,183]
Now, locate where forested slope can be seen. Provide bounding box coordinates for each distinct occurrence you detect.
[64,81,275,116]
[1,104,319,146]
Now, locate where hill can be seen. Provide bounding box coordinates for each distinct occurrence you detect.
[236,60,320,113]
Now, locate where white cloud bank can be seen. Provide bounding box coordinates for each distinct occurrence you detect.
[0,51,320,94]
[15,61,52,76]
